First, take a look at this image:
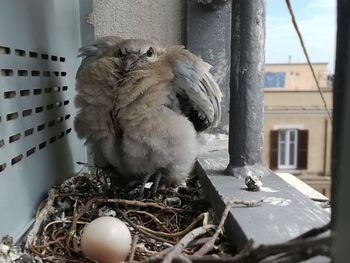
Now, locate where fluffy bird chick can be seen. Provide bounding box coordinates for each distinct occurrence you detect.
[74,37,222,193]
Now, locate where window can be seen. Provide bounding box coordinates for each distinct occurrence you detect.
[264,72,286,88]
[270,129,308,170]
[278,130,297,169]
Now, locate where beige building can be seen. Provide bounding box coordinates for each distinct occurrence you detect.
[263,63,332,198]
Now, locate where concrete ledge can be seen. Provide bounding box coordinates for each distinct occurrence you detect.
[195,150,330,252]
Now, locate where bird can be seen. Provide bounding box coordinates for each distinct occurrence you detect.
[74,36,222,194]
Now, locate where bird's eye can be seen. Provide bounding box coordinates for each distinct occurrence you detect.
[146,47,154,57]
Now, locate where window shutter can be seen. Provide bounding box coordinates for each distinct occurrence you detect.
[270,130,278,169]
[297,130,308,169]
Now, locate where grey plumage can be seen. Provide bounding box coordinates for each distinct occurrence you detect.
[74,36,222,191]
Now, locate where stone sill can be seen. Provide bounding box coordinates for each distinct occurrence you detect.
[194,150,330,254]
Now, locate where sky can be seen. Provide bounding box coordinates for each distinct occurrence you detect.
[266,0,337,72]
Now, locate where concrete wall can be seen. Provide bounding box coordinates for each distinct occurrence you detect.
[88,0,185,46]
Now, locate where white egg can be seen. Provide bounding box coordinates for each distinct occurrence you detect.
[81,216,132,263]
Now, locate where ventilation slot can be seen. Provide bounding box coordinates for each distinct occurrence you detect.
[49,136,57,144]
[60,57,66,62]
[33,89,42,95]
[0,46,11,54]
[65,114,71,120]
[51,55,58,61]
[37,124,45,131]
[39,141,47,149]
[26,147,36,157]
[18,70,28,76]
[46,104,54,110]
[0,163,6,173]
[55,102,62,108]
[58,132,65,139]
[29,51,38,58]
[24,128,34,137]
[62,86,68,91]
[20,90,30,96]
[11,154,23,165]
[66,128,72,134]
[45,87,52,93]
[4,91,16,99]
[1,69,13,76]
[31,70,40,76]
[15,49,26,56]
[9,133,21,143]
[56,116,63,123]
[22,109,32,117]
[48,120,55,127]
[0,139,4,148]
[41,54,49,60]
[63,100,69,105]
[35,106,44,113]
[7,112,18,121]
[53,87,60,92]
[61,72,67,77]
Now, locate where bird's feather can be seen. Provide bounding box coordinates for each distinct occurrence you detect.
[74,36,222,190]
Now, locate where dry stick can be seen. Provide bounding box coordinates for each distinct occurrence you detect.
[120,212,177,245]
[126,210,166,227]
[194,199,262,257]
[162,225,216,263]
[231,234,332,262]
[187,237,213,248]
[285,0,333,124]
[291,221,331,241]
[265,245,331,263]
[128,234,139,263]
[25,188,58,250]
[139,213,208,238]
[97,197,185,211]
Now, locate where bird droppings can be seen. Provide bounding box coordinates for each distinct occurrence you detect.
[263,197,292,207]
[260,186,278,193]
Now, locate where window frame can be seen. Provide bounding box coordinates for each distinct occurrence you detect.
[277,129,298,170]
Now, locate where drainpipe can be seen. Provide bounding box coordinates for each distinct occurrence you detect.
[225,0,269,178]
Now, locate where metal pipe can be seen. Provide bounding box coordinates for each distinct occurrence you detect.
[226,0,268,177]
[332,0,350,260]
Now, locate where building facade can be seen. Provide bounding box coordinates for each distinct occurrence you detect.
[264,63,332,197]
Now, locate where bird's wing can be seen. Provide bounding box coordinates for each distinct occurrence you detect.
[164,46,222,131]
[75,40,124,141]
[77,36,122,76]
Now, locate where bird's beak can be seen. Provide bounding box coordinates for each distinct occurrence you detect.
[123,54,139,72]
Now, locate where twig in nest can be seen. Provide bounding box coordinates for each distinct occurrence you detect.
[194,199,261,257]
[25,188,58,252]
[120,212,177,245]
[126,210,165,228]
[128,234,139,263]
[139,212,208,238]
[230,232,332,262]
[291,221,331,241]
[162,225,216,263]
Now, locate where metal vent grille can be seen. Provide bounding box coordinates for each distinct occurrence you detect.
[0,0,86,240]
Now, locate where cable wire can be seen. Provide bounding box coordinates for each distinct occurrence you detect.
[285,0,333,124]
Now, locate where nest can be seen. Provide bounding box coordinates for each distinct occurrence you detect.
[11,168,231,262]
